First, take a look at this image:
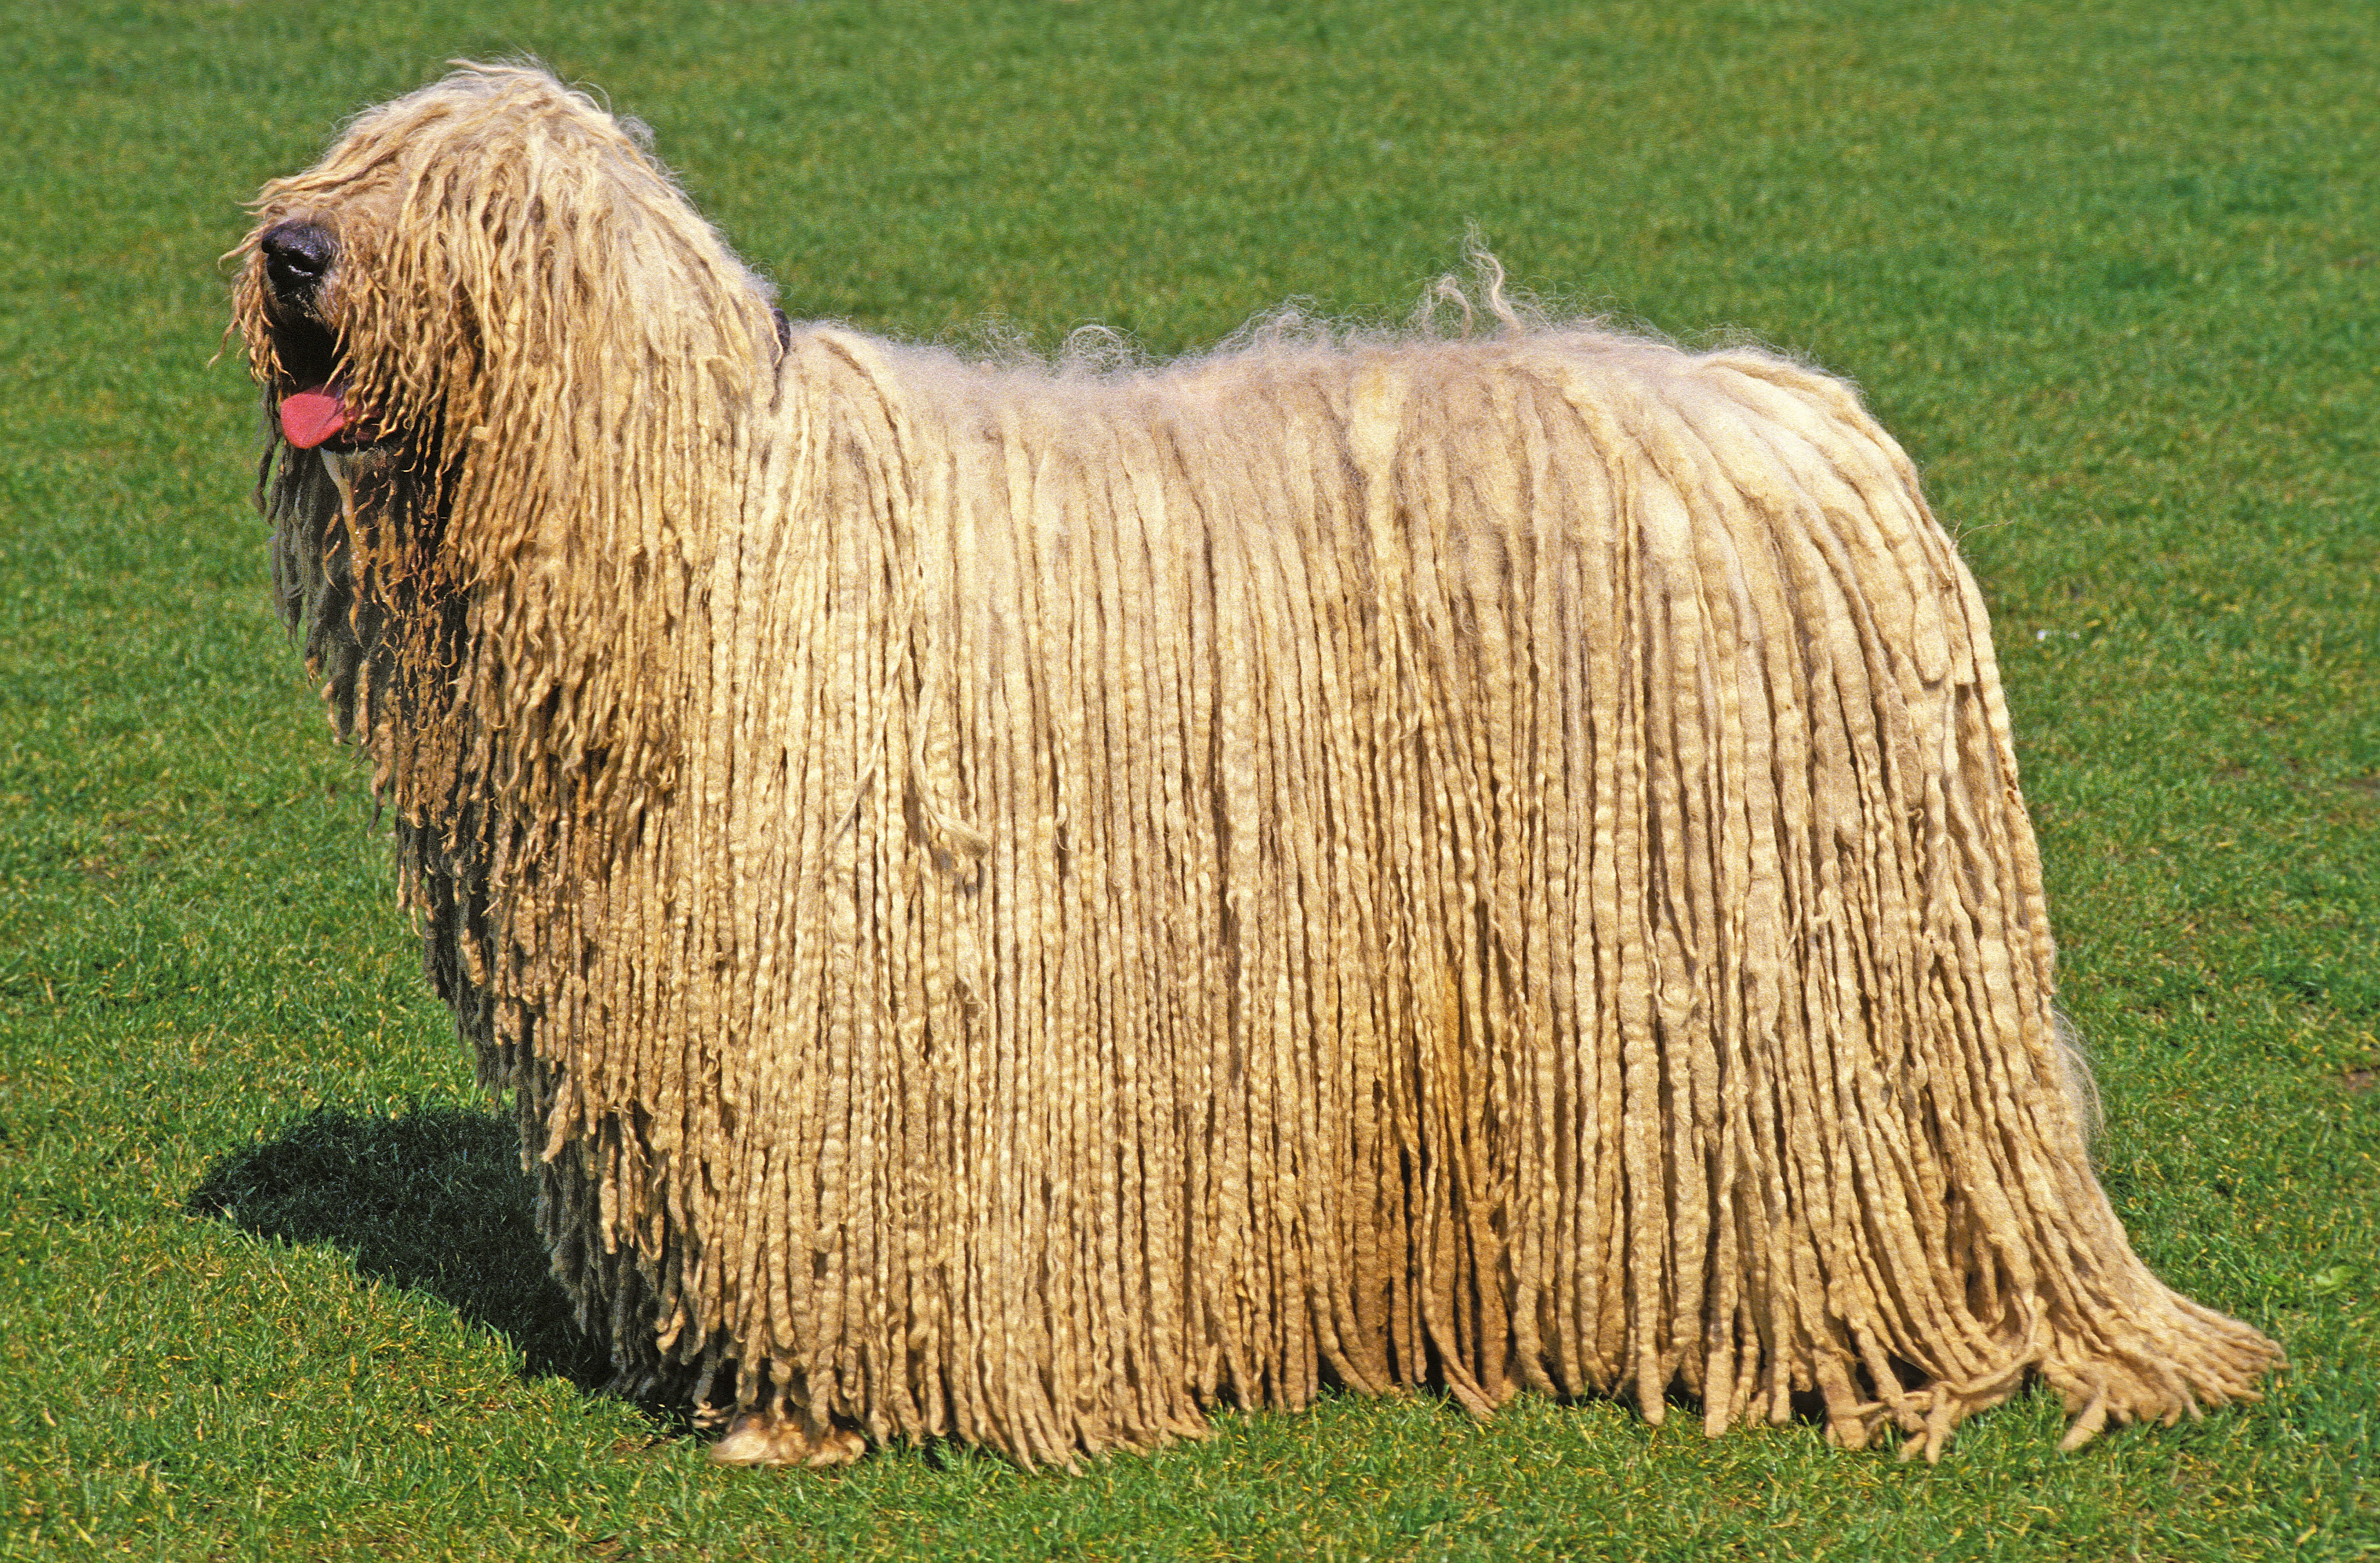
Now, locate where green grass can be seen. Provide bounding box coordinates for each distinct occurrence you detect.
[1,0,2374,1557]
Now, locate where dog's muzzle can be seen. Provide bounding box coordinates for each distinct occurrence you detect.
[262,220,335,306]
[257,220,363,451]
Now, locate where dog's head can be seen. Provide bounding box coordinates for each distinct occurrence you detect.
[237,64,792,805]
[233,62,781,487]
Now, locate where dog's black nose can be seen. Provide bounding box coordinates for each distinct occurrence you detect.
[261,221,336,303]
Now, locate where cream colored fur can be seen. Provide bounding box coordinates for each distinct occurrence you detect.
[234,63,2278,1469]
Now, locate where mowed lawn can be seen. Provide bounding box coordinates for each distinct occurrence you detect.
[1,2,2373,1558]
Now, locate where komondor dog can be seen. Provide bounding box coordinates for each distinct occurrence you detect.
[232,62,2279,1469]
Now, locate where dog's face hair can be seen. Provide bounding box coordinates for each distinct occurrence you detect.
[232,63,779,495]
[235,178,398,458]
[232,63,793,768]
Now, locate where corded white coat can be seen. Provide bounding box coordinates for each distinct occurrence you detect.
[237,63,2279,1469]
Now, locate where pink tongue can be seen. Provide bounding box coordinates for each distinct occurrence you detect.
[280,387,350,450]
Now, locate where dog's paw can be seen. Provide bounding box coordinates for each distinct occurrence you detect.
[708,1410,867,1468]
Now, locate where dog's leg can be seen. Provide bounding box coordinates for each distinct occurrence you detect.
[707,1404,868,1468]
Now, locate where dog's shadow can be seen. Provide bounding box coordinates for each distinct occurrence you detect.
[189,1102,612,1390]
